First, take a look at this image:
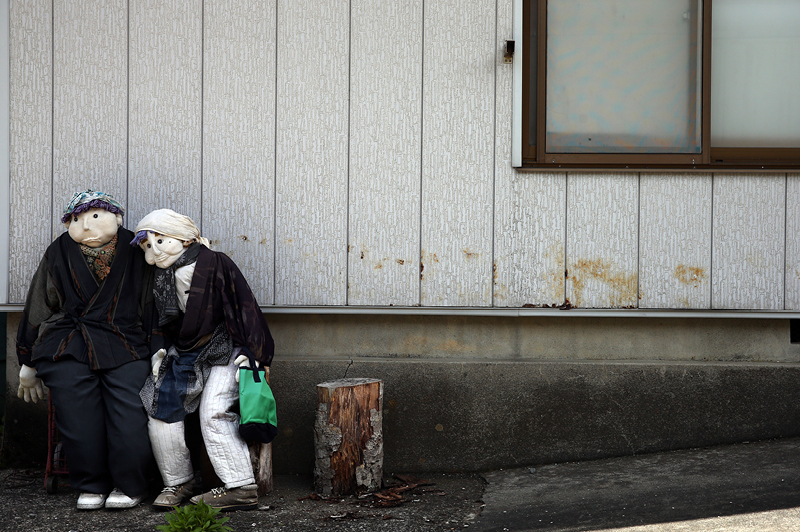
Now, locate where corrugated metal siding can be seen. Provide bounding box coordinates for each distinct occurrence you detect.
[493,1,567,309]
[52,0,128,237]
[202,0,276,306]
[639,174,712,309]
[347,0,422,307]
[494,172,566,308]
[421,0,496,307]
[566,173,639,309]
[274,0,349,306]
[9,0,52,304]
[787,174,800,310]
[5,0,797,312]
[128,0,203,225]
[712,174,786,310]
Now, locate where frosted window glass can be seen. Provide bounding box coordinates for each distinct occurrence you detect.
[546,0,703,154]
[711,0,800,148]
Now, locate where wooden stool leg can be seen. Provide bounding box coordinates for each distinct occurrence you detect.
[250,441,273,495]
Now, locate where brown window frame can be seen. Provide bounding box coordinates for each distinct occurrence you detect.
[521,0,800,170]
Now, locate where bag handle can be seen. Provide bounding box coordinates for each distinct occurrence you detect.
[239,347,262,383]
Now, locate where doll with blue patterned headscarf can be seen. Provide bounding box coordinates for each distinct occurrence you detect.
[16,190,162,511]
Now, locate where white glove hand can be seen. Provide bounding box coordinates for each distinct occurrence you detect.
[151,348,166,377]
[234,353,259,383]
[18,365,45,403]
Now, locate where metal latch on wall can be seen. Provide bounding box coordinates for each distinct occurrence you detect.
[504,40,515,63]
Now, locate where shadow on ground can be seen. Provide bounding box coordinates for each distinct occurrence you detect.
[476,438,800,532]
[0,470,485,532]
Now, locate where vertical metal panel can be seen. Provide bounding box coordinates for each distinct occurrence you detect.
[8,0,51,304]
[347,0,422,306]
[787,174,800,310]
[494,170,566,307]
[202,0,276,305]
[712,174,785,310]
[566,173,638,308]
[274,0,349,305]
[495,0,566,308]
[52,0,127,234]
[128,0,202,226]
[421,0,496,307]
[639,173,712,309]
[0,0,10,304]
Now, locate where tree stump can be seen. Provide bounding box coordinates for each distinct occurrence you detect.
[247,366,273,495]
[314,378,383,496]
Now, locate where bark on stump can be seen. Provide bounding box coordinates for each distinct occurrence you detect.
[247,366,273,495]
[314,378,383,496]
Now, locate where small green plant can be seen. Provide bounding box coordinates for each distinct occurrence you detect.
[155,500,232,532]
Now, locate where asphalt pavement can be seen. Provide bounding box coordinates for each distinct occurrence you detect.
[477,437,800,532]
[2,437,800,531]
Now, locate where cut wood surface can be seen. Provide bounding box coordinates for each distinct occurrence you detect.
[314,377,384,496]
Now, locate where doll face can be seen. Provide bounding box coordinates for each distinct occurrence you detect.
[139,231,187,269]
[67,208,122,247]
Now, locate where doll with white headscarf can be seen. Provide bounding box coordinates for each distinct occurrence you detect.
[16,190,159,510]
[131,209,274,511]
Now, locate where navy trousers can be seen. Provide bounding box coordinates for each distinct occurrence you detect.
[35,357,153,497]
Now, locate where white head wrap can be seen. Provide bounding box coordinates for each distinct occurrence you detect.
[133,209,211,248]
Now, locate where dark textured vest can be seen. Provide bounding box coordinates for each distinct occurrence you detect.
[34,228,150,369]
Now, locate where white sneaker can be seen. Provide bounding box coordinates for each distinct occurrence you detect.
[77,492,108,510]
[105,488,145,509]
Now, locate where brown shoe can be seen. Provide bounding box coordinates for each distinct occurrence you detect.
[153,482,194,508]
[190,483,258,511]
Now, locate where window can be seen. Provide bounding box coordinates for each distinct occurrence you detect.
[518,0,800,168]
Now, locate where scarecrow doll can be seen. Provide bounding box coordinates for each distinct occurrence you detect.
[131,208,274,511]
[16,190,159,510]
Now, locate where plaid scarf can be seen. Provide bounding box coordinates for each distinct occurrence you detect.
[154,242,203,326]
[80,234,118,282]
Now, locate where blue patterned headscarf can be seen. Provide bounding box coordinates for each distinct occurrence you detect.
[61,189,125,224]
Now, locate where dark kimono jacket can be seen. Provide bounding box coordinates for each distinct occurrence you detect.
[17,228,163,370]
[163,245,274,367]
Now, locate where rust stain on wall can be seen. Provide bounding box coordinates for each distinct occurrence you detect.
[674,264,707,288]
[493,262,508,300]
[568,258,637,308]
[421,251,439,264]
[544,244,566,304]
[240,235,248,241]
[463,249,478,259]
[396,259,405,265]
[420,251,439,282]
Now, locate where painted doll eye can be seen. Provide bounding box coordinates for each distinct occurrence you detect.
[147,244,152,248]
[73,216,78,222]
[157,239,163,244]
[93,213,98,218]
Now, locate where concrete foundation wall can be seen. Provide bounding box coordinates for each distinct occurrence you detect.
[5,312,800,474]
[264,313,800,363]
[272,358,800,474]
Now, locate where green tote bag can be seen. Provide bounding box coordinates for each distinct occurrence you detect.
[238,361,278,443]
